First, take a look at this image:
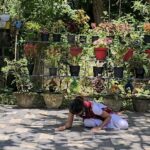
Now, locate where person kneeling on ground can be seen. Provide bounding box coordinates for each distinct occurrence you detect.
[55,96,128,132]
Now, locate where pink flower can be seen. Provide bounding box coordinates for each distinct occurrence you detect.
[93,37,112,48]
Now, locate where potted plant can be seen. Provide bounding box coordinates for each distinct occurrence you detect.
[70,45,82,57]
[40,28,49,41]
[110,37,128,78]
[1,58,39,108]
[51,20,66,42]
[44,44,61,76]
[24,21,41,41]
[67,34,76,44]
[93,37,112,60]
[68,52,82,77]
[128,51,149,79]
[131,81,150,112]
[42,78,64,109]
[92,78,123,111]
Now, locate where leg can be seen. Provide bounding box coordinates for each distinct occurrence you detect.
[83,119,103,128]
[111,114,128,130]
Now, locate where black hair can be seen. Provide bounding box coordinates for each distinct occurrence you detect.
[69,96,84,114]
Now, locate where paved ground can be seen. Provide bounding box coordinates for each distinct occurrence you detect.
[0,105,150,150]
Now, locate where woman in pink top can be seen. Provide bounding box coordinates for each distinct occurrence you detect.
[55,96,128,132]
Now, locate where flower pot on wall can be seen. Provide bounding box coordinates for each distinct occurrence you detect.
[53,33,61,42]
[69,65,80,76]
[27,63,34,75]
[41,33,49,41]
[93,66,104,77]
[94,48,108,60]
[143,35,150,44]
[123,49,134,61]
[114,67,124,78]
[67,34,75,44]
[49,67,58,76]
[135,67,145,79]
[79,35,87,44]
[70,47,82,56]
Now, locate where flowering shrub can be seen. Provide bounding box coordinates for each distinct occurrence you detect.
[144,23,150,33]
[23,43,37,58]
[93,37,112,48]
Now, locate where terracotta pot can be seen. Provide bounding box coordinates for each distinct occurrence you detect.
[70,47,82,56]
[94,47,108,60]
[123,49,134,61]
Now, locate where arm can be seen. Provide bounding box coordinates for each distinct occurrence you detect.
[91,111,111,132]
[55,112,74,131]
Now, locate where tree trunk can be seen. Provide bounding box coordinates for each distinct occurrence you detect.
[92,0,105,24]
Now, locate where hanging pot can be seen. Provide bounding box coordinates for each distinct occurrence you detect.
[114,67,124,78]
[92,36,99,42]
[123,49,134,61]
[94,47,108,60]
[135,67,145,79]
[41,33,49,41]
[27,63,34,75]
[67,34,75,44]
[143,35,150,44]
[53,33,61,42]
[49,67,57,76]
[79,35,87,44]
[93,66,104,77]
[145,49,150,58]
[70,47,82,56]
[69,65,80,76]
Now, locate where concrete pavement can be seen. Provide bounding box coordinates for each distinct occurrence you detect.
[0,105,150,150]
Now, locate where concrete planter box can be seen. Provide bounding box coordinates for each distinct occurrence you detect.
[13,92,38,108]
[102,94,122,112]
[42,93,63,109]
